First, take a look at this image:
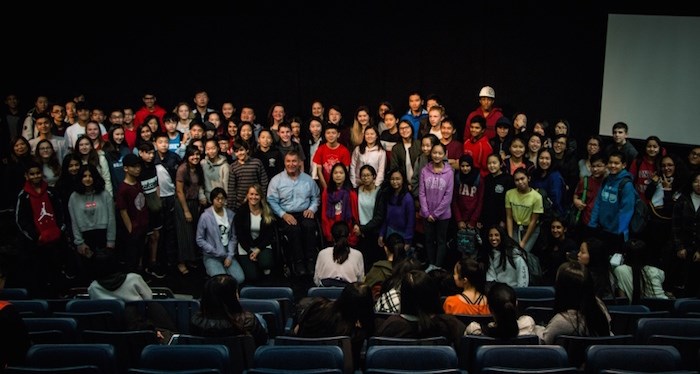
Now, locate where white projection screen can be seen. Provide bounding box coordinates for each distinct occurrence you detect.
[600,14,700,146]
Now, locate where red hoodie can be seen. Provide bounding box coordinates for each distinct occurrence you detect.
[23,180,62,245]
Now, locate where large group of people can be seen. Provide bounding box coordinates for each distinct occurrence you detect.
[0,87,699,305]
[3,87,700,373]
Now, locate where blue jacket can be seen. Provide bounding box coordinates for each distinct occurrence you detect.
[589,170,636,240]
[196,207,237,260]
[531,170,566,217]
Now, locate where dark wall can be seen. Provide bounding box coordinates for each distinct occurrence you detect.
[3,3,697,153]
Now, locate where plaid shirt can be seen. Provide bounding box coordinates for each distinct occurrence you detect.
[374,287,401,313]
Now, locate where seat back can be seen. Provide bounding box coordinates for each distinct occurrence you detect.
[607,304,651,313]
[82,330,158,373]
[4,365,102,373]
[673,298,700,317]
[52,311,118,332]
[246,369,341,374]
[554,334,634,369]
[12,299,50,317]
[0,287,29,300]
[367,336,449,347]
[648,335,700,371]
[138,344,231,373]
[640,297,676,312]
[22,317,79,343]
[365,345,458,372]
[64,298,126,330]
[274,335,353,374]
[170,334,256,374]
[517,298,556,315]
[636,318,700,343]
[609,310,670,335]
[514,286,556,299]
[482,368,578,374]
[240,286,295,321]
[459,334,541,372]
[127,299,200,334]
[513,285,555,314]
[27,330,65,344]
[585,344,682,374]
[25,343,116,374]
[602,296,631,306]
[239,298,285,337]
[474,345,568,372]
[126,369,221,374]
[307,287,345,300]
[252,345,344,372]
[44,299,70,314]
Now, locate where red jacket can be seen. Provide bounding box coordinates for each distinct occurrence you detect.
[463,107,504,141]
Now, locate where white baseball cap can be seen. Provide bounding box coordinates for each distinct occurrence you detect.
[479,86,495,99]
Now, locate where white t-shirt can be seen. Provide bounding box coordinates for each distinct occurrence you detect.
[214,209,229,247]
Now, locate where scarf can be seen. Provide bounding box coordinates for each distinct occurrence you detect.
[459,154,480,186]
[24,180,62,245]
[326,188,352,221]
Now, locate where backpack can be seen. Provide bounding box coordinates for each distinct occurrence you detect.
[456,227,481,257]
[618,177,650,236]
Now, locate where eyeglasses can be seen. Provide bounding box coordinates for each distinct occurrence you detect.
[143,96,155,100]
[38,147,53,151]
[691,151,700,158]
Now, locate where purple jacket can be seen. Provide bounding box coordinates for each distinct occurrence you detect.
[418,161,454,220]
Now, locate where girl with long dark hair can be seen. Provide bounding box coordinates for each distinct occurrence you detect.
[543,261,611,344]
[190,274,268,346]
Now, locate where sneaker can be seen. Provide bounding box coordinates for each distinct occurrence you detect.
[145,264,167,279]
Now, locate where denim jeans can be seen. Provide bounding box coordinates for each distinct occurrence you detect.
[203,255,245,284]
[513,223,540,253]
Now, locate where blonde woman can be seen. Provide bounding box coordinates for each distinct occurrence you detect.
[234,184,276,281]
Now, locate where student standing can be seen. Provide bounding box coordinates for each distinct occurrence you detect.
[419,143,454,268]
[313,123,351,190]
[588,151,637,254]
[174,145,208,275]
[116,154,149,274]
[137,143,165,279]
[228,139,268,211]
[15,161,67,298]
[154,133,181,271]
[68,164,116,281]
[604,122,638,170]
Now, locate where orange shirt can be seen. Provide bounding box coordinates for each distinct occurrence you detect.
[443,293,491,315]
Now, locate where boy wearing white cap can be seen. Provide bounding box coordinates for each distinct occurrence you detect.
[463,86,504,141]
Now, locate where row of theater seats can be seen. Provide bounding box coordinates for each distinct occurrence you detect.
[4,286,700,373]
[4,340,698,374]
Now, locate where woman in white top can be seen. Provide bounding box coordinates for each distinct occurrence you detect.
[350,126,386,188]
[75,134,112,196]
[314,220,365,287]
